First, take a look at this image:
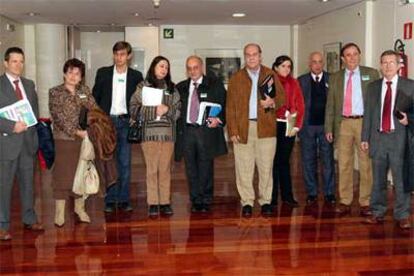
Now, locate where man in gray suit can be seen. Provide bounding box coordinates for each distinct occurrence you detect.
[0,47,43,241]
[361,50,413,229]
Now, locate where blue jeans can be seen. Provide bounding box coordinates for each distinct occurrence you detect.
[299,125,335,197]
[105,116,132,205]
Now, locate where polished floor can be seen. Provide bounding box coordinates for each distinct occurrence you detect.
[1,142,413,275]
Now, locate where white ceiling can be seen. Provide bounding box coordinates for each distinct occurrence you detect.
[0,0,365,28]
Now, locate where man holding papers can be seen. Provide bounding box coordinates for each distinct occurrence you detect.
[0,47,43,241]
[227,43,285,217]
[175,55,227,213]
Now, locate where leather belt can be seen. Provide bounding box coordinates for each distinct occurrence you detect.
[186,123,200,128]
[111,114,129,119]
[342,115,363,119]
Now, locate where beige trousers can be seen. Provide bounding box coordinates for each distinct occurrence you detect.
[141,141,174,205]
[337,118,372,206]
[233,121,276,206]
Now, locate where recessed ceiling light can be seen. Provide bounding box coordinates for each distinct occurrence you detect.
[133,12,139,17]
[147,23,153,27]
[232,12,246,18]
[96,30,101,33]
[320,0,330,2]
[27,12,38,16]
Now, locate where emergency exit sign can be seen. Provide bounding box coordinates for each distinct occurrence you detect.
[163,28,174,39]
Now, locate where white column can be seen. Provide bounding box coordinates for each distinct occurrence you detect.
[35,24,66,117]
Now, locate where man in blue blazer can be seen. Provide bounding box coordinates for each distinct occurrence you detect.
[93,41,143,213]
[0,47,44,241]
[298,52,335,205]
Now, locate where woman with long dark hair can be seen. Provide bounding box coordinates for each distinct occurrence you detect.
[272,55,305,208]
[130,56,180,218]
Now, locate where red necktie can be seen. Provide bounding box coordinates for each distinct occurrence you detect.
[13,79,24,100]
[382,81,392,132]
[343,71,353,116]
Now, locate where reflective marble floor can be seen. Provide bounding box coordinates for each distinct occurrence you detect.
[1,143,413,275]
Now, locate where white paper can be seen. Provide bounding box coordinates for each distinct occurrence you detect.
[196,102,222,125]
[0,99,38,127]
[142,86,163,106]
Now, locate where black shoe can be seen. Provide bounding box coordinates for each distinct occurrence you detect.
[191,204,203,213]
[306,195,318,205]
[324,195,336,205]
[119,202,133,212]
[160,204,174,216]
[283,199,299,208]
[104,203,115,213]
[261,204,273,216]
[241,205,253,217]
[148,205,159,217]
[201,204,210,213]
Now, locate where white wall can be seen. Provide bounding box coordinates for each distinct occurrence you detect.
[125,26,159,77]
[0,15,24,75]
[159,25,291,82]
[80,31,124,87]
[395,1,414,79]
[297,2,367,75]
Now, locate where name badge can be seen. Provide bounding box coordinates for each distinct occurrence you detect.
[79,94,87,99]
[118,78,125,83]
[200,93,207,98]
[361,75,370,81]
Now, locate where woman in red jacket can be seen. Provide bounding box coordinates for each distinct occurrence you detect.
[272,55,305,208]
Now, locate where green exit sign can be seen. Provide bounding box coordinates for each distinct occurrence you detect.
[163,28,174,39]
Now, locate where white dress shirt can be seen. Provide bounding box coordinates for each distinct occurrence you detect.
[380,74,398,132]
[6,73,27,100]
[110,67,128,116]
[186,76,203,123]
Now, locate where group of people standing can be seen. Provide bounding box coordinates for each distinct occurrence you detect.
[0,39,412,241]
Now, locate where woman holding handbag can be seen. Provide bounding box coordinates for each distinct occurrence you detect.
[49,58,97,227]
[130,56,180,218]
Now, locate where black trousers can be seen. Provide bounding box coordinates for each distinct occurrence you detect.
[272,122,296,204]
[183,126,214,205]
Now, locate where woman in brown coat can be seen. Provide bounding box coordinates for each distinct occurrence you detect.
[49,58,97,227]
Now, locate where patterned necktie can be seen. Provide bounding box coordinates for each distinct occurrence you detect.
[382,81,392,132]
[13,79,24,100]
[189,83,199,123]
[343,71,354,116]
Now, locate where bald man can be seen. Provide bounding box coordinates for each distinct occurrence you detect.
[175,56,227,213]
[298,52,335,206]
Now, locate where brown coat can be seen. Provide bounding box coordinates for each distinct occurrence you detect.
[226,65,286,144]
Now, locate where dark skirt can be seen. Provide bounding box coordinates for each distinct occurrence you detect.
[52,139,82,199]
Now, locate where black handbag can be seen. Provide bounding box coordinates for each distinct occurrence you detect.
[128,108,144,144]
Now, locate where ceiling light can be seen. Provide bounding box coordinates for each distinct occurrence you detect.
[232,13,246,18]
[133,12,139,17]
[320,0,330,2]
[27,12,38,16]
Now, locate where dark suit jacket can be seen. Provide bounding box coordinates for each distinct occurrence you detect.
[325,66,380,140]
[175,74,228,161]
[298,71,329,133]
[0,74,39,161]
[362,77,414,191]
[92,65,143,115]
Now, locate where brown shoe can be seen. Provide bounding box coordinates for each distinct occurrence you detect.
[335,204,351,215]
[0,229,12,241]
[23,223,44,231]
[360,206,373,217]
[396,218,411,230]
[363,215,385,224]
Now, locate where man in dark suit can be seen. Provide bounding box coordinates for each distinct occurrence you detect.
[0,47,44,241]
[93,41,143,213]
[298,52,335,205]
[175,55,227,212]
[361,50,413,229]
[324,42,380,216]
